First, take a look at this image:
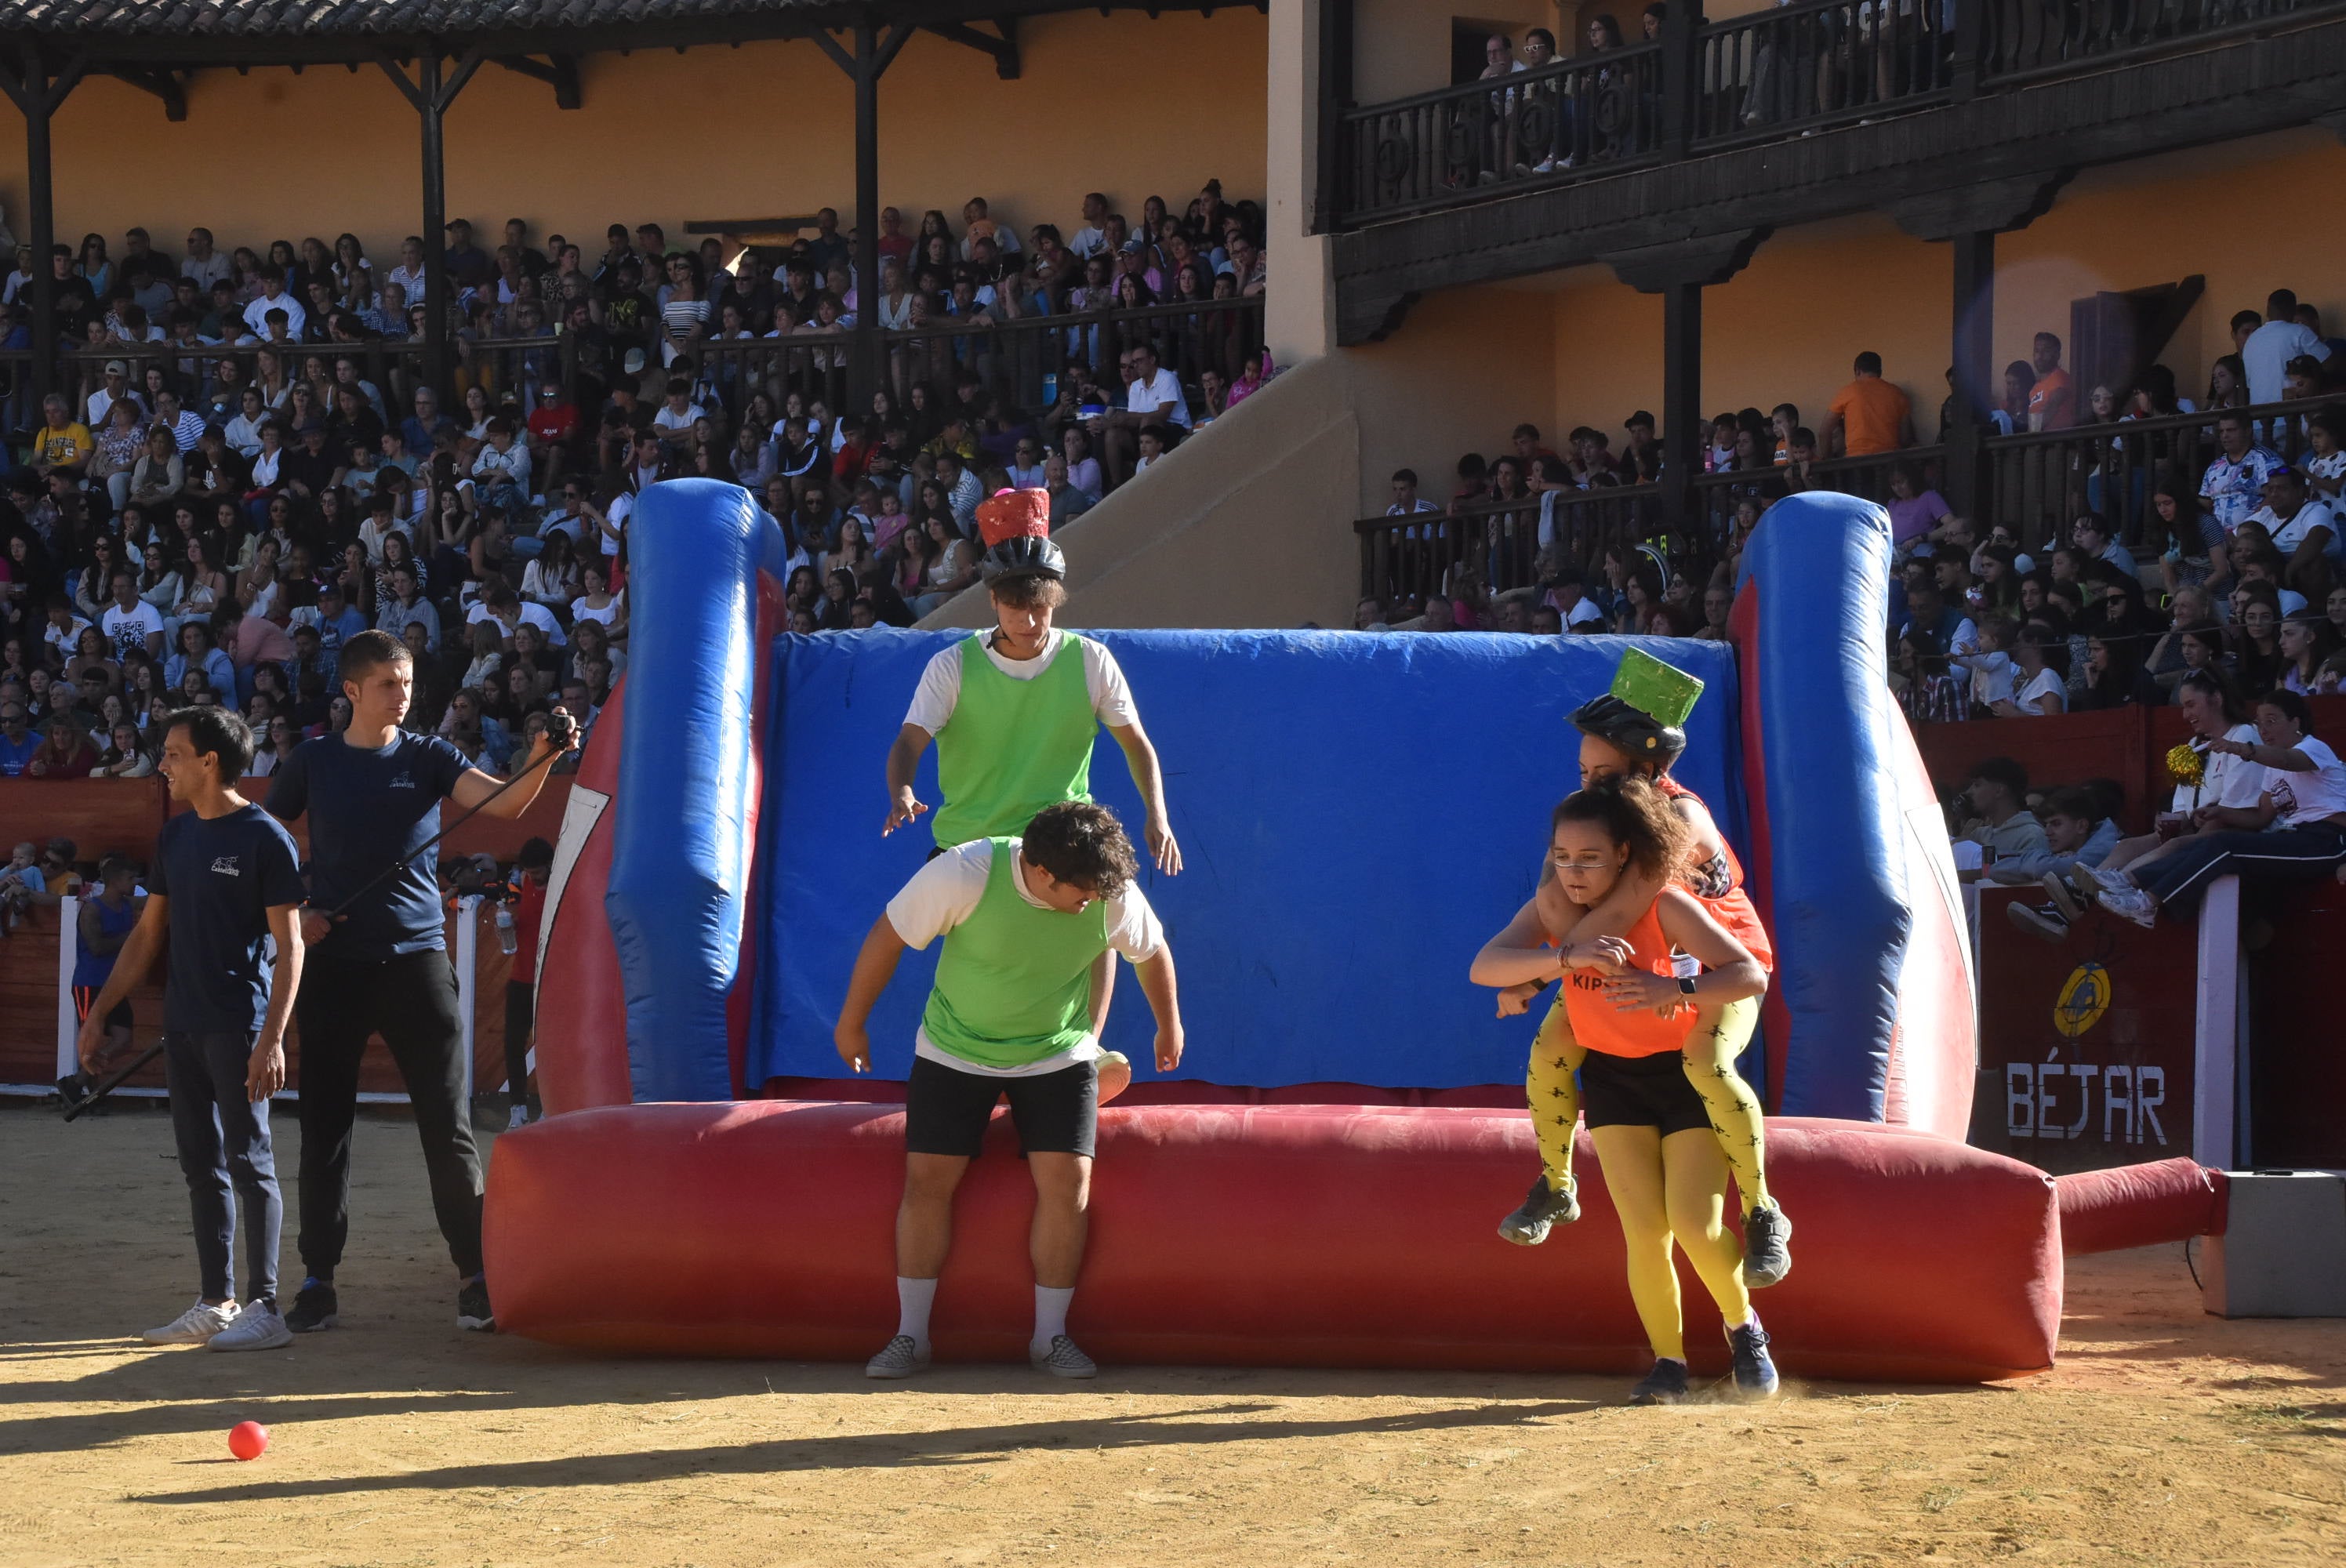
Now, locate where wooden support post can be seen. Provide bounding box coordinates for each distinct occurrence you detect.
[1311,0,1353,234]
[1946,228,1996,521]
[0,42,87,404]
[1659,279,1702,528]
[818,19,913,407]
[1659,0,1701,159]
[380,45,485,405]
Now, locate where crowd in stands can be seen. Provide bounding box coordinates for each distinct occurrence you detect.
[0,179,1266,795]
[1356,287,2346,734]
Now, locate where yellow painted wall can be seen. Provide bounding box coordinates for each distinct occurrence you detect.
[1356,0,1567,102]
[1345,281,1560,511]
[1539,132,2346,450]
[0,10,1264,264]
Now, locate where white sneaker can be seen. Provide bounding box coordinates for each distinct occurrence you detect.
[143,1299,238,1345]
[2096,885,2159,928]
[507,1105,532,1131]
[209,1303,292,1352]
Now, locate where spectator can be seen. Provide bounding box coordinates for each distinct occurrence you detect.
[2242,289,2330,405]
[2025,332,2075,431]
[24,711,100,777]
[2249,467,2337,599]
[2199,412,2285,534]
[1952,757,2047,876]
[1824,352,1913,457]
[1991,623,2069,716]
[0,701,35,775]
[2074,633,2161,710]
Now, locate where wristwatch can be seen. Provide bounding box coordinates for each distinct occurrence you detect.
[1676,976,1698,996]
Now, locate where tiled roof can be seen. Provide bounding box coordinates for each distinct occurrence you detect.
[0,0,839,38]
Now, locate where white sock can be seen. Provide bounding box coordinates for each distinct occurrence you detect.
[1032,1284,1074,1352]
[895,1276,936,1350]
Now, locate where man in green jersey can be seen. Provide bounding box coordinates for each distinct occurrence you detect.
[837,801,1184,1381]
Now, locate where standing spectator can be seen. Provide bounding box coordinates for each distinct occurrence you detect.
[1824,352,1913,457]
[2242,289,2330,406]
[100,572,165,662]
[2025,332,2075,431]
[499,837,554,1129]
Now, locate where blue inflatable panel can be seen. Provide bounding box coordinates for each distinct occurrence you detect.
[1738,492,1909,1120]
[749,629,1744,1091]
[606,479,786,1102]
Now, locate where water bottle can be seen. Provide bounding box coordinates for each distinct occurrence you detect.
[494,902,518,956]
[1041,371,1058,406]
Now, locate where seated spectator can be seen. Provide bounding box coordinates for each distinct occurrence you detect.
[23,711,100,778]
[1898,630,1970,724]
[2199,412,2283,535]
[1990,623,2069,717]
[0,701,34,775]
[2249,466,2337,601]
[1952,757,2047,878]
[93,720,151,777]
[2073,633,2161,710]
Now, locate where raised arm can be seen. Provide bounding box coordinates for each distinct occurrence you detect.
[448,710,577,818]
[1107,719,1181,874]
[833,913,907,1073]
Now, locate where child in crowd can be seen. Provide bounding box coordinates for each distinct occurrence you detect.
[1955,616,2017,710]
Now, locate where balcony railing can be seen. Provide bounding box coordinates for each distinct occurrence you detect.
[878,296,1262,416]
[1331,0,2346,227]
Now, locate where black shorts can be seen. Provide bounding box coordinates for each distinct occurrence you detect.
[1580,1048,1709,1138]
[71,985,131,1031]
[904,1053,1098,1160]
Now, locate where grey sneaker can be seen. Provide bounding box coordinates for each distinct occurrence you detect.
[1029,1334,1097,1379]
[142,1299,237,1345]
[1498,1174,1581,1246]
[2075,860,2133,897]
[1741,1202,1794,1288]
[209,1303,292,1352]
[865,1334,932,1379]
[2096,884,2159,928]
[1630,1356,1690,1405]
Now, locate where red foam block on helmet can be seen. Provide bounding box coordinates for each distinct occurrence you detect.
[975,487,1049,547]
[488,1105,2060,1381]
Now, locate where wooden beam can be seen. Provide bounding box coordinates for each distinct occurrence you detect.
[1889,171,2073,244]
[105,67,187,122]
[1600,226,1769,293]
[494,53,582,110]
[924,19,1021,78]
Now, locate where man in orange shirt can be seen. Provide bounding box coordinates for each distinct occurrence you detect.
[2025,332,2075,431]
[1824,353,1914,457]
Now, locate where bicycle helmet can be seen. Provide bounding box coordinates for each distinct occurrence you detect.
[1568,692,1685,763]
[980,532,1066,585]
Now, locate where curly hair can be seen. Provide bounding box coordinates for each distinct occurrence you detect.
[1022,800,1139,899]
[1552,775,1689,886]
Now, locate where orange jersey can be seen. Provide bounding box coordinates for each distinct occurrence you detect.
[1656,775,1774,971]
[1562,900,1695,1059]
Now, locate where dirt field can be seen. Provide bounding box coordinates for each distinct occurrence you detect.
[2,1105,2341,1568]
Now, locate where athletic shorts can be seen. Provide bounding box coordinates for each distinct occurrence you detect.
[904,1053,1098,1159]
[71,985,131,1032]
[1579,1048,1709,1138]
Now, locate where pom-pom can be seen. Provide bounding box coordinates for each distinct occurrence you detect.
[2165,742,2206,788]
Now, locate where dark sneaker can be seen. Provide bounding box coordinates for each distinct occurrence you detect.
[1741,1202,1793,1288]
[865,1334,932,1379]
[1029,1334,1098,1379]
[2006,901,2071,944]
[1630,1357,1690,1405]
[456,1279,496,1333]
[1726,1318,1780,1399]
[2040,872,2086,924]
[284,1279,338,1334]
[1498,1174,1581,1246]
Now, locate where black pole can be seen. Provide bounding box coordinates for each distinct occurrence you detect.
[419,48,450,405]
[23,43,56,405]
[1947,228,1995,519]
[1659,277,1703,530]
[850,20,882,406]
[1659,0,1701,159]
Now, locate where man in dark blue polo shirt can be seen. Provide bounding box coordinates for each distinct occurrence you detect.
[267,630,572,1334]
[78,708,305,1352]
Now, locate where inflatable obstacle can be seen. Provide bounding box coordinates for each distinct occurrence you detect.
[494,481,2213,1380]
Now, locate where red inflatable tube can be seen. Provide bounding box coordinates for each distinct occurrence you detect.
[488,1105,2061,1381]
[2054,1160,2227,1254]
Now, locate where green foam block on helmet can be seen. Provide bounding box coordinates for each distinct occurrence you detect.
[1609,647,1705,728]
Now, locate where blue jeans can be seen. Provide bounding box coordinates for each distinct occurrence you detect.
[2134,823,2346,917]
[165,1030,281,1306]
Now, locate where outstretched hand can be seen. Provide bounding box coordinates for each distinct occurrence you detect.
[883,788,929,837]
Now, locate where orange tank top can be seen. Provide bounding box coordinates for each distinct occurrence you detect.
[1657,775,1774,972]
[1561,899,1697,1059]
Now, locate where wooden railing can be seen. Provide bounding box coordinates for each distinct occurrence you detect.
[1979,0,2335,82]
[1355,484,1665,604]
[878,295,1262,416]
[1694,0,1951,150]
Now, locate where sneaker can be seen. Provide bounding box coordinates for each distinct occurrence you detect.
[284,1279,338,1333]
[865,1334,932,1379]
[2006,902,2071,944]
[1741,1201,1793,1288]
[507,1105,532,1131]
[142,1299,238,1345]
[2040,872,2087,924]
[1498,1174,1581,1246]
[1030,1334,1098,1379]
[209,1302,292,1352]
[1725,1318,1780,1399]
[2096,884,2159,929]
[1629,1356,1690,1405]
[456,1279,496,1332]
[2075,861,2133,896]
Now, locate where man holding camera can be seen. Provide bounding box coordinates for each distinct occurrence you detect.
[264,630,575,1336]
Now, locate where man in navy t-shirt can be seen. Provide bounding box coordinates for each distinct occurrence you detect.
[78,709,305,1352]
[266,630,572,1335]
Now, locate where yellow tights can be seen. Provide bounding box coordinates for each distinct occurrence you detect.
[1524,993,1770,1215]
[1590,1123,1753,1361]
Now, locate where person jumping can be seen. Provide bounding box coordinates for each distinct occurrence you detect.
[1473,776,1778,1404]
[837,800,1185,1381]
[1494,650,1791,1290]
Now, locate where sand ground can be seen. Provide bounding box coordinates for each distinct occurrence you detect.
[2,1104,2341,1568]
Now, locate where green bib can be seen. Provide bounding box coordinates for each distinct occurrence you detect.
[921,839,1109,1069]
[930,630,1098,848]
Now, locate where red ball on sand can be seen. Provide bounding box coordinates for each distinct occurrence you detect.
[227,1421,269,1461]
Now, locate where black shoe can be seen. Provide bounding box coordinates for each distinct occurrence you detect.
[1630,1357,1690,1405]
[456,1278,496,1333]
[1497,1174,1581,1246]
[1741,1200,1794,1288]
[1726,1317,1780,1399]
[2006,901,2071,944]
[285,1278,339,1333]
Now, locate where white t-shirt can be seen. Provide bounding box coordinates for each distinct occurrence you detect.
[2264,735,2346,826]
[100,601,164,659]
[242,292,307,340]
[652,401,707,434]
[1124,367,1192,430]
[902,633,1138,735]
[2242,319,2330,406]
[2014,666,2067,714]
[43,614,92,657]
[886,836,1164,1077]
[2255,499,2340,561]
[1959,648,2014,708]
[2180,724,2265,811]
[465,599,568,647]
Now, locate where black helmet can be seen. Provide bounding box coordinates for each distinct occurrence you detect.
[980,534,1066,585]
[1569,693,1685,762]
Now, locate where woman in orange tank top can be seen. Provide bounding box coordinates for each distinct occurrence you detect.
[1473,777,1778,1404]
